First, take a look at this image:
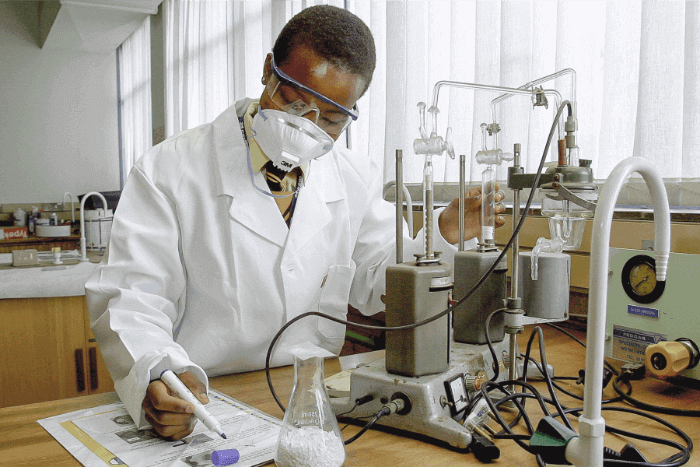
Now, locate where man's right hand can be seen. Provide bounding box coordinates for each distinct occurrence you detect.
[142,371,209,440]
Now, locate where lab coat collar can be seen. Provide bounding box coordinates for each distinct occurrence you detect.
[284,160,335,255]
[211,100,249,198]
[211,100,345,249]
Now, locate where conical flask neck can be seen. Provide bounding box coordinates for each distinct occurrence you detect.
[294,356,323,384]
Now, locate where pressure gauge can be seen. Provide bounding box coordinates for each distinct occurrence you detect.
[621,254,665,304]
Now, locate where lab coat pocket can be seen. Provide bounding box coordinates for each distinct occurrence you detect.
[317,264,355,340]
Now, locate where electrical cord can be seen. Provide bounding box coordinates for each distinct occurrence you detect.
[474,324,693,466]
[535,329,692,466]
[544,322,700,414]
[484,308,507,381]
[342,407,389,445]
[545,323,620,376]
[520,357,624,404]
[335,402,360,420]
[478,379,548,466]
[335,394,374,419]
[565,405,692,466]
[532,322,626,403]
[546,319,699,437]
[612,370,700,417]
[483,321,576,432]
[476,322,628,438]
[340,409,381,433]
[486,327,573,442]
[521,326,623,427]
[478,379,692,466]
[344,398,405,445]
[521,326,575,430]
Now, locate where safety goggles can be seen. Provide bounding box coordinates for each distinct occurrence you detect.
[267,56,359,137]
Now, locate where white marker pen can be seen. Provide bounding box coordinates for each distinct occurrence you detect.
[160,369,227,439]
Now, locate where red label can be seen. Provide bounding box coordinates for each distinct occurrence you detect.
[1,227,29,240]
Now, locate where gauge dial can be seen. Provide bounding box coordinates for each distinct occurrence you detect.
[629,262,657,296]
[621,255,665,304]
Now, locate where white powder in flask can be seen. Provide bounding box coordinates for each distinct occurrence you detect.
[275,426,345,467]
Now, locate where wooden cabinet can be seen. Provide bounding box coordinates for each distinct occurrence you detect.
[0,296,114,408]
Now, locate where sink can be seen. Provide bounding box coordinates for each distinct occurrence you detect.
[36,225,71,237]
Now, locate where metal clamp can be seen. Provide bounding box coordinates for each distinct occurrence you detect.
[548,181,598,211]
[532,86,549,108]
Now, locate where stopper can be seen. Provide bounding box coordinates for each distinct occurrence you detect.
[212,448,240,466]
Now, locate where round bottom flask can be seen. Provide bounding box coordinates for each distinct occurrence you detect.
[275,355,345,467]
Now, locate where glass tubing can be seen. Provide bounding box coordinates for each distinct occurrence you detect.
[429,77,568,152]
[428,72,577,248]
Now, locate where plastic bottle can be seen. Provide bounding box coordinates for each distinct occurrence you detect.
[13,208,26,227]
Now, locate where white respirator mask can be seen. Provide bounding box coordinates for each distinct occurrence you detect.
[251,108,334,172]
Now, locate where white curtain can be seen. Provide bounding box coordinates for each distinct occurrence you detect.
[158,0,699,189]
[164,0,236,135]
[163,0,345,137]
[349,0,700,187]
[118,16,153,189]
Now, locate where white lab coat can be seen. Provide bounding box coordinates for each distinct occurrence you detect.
[85,98,469,428]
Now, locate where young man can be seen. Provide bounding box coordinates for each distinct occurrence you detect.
[86,5,504,440]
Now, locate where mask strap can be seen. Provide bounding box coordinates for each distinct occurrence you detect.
[237,114,290,199]
[245,141,297,199]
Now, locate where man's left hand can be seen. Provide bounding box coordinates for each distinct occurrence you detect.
[438,184,506,245]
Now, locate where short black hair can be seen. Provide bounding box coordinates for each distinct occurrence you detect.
[273,5,376,96]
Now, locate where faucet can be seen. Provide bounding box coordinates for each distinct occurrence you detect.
[80,192,109,262]
[62,192,75,223]
[564,157,670,467]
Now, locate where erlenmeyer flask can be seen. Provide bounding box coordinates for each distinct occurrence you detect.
[275,355,345,467]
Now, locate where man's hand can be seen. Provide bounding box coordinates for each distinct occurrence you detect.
[438,184,506,245]
[143,371,209,440]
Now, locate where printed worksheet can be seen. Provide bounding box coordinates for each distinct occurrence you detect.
[38,390,281,467]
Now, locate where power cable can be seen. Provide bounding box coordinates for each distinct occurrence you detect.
[478,326,693,466]
[612,371,700,417]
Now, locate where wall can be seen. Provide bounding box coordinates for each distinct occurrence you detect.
[407,207,700,318]
[494,214,700,318]
[0,1,120,205]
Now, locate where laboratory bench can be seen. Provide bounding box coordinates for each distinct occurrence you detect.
[0,252,114,409]
[0,325,697,466]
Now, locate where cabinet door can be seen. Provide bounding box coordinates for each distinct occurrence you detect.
[82,298,115,395]
[0,296,88,408]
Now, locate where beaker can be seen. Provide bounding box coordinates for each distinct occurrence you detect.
[540,194,596,251]
[275,355,345,467]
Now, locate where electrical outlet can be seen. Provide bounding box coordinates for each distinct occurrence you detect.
[12,249,40,267]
